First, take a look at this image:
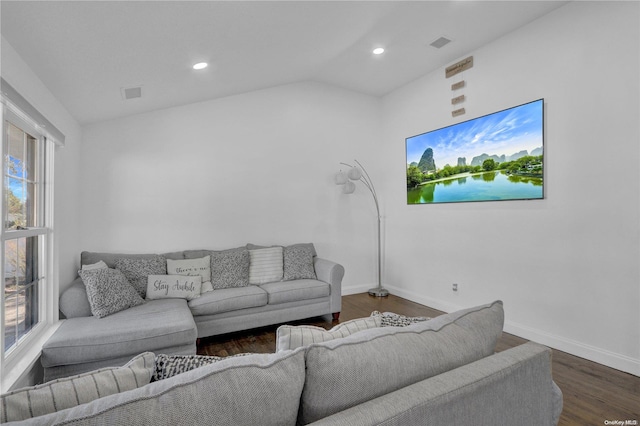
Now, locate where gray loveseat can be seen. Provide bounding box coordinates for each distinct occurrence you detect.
[3,301,563,425]
[41,244,343,381]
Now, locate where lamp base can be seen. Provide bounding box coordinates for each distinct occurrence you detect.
[368,287,389,297]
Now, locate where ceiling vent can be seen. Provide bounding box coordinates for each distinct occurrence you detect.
[430,36,452,49]
[121,86,142,100]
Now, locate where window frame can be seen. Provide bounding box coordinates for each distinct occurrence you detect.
[0,104,58,393]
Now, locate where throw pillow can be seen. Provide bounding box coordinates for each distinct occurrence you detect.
[115,255,167,297]
[249,246,283,284]
[209,247,250,289]
[79,268,145,318]
[276,316,381,351]
[0,352,154,423]
[152,353,254,381]
[81,260,108,271]
[146,275,202,301]
[283,244,316,281]
[247,242,318,257]
[166,256,212,292]
[370,311,430,327]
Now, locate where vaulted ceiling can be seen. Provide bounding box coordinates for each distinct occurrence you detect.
[1,1,568,125]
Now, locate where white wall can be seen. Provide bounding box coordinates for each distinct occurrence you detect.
[1,36,83,302]
[78,1,639,375]
[80,81,382,293]
[380,1,639,375]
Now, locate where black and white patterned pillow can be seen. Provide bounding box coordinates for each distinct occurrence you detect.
[209,248,250,289]
[152,353,253,381]
[370,311,430,327]
[283,244,316,281]
[115,255,167,297]
[79,268,145,318]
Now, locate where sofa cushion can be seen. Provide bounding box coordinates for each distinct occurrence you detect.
[276,316,381,351]
[305,342,560,426]
[261,279,329,305]
[22,350,306,426]
[115,255,167,297]
[284,244,316,280]
[42,299,196,371]
[1,352,154,423]
[249,246,284,284]
[187,285,268,316]
[78,268,145,318]
[298,300,504,424]
[80,251,184,268]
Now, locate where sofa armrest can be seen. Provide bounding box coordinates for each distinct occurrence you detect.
[314,257,344,316]
[59,276,92,319]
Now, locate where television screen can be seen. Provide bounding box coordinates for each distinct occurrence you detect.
[406,99,544,204]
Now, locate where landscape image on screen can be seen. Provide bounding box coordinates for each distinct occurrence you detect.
[406,99,544,204]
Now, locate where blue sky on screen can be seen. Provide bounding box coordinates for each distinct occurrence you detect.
[406,99,543,168]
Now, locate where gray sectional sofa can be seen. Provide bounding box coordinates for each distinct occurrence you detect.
[41,245,343,381]
[3,301,563,425]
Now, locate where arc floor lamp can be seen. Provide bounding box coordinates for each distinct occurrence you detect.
[335,160,389,297]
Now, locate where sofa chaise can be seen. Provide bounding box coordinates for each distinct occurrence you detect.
[41,244,343,381]
[2,301,563,425]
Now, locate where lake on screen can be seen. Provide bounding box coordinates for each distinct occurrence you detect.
[407,171,543,204]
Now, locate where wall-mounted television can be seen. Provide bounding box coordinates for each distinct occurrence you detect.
[406,99,544,204]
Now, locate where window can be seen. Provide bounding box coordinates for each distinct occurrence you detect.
[3,121,46,354]
[1,108,56,390]
[0,79,62,391]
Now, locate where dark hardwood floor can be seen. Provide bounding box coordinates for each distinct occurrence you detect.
[198,293,640,425]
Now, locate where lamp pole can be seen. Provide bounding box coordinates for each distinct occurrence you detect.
[338,160,389,297]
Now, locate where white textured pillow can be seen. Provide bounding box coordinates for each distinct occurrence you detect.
[276,316,382,352]
[0,352,154,423]
[166,256,212,293]
[249,246,284,284]
[81,260,108,271]
[146,275,202,301]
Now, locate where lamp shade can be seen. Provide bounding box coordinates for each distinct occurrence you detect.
[335,171,348,185]
[347,167,362,180]
[343,180,356,194]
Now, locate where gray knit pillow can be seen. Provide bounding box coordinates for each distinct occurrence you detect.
[79,268,144,318]
[209,248,250,289]
[115,255,167,297]
[283,244,316,280]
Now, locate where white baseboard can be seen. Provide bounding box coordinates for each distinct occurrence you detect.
[505,321,640,377]
[341,283,376,296]
[384,285,461,314]
[366,285,640,377]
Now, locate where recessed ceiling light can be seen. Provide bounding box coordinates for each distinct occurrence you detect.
[193,62,208,70]
[372,47,385,55]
